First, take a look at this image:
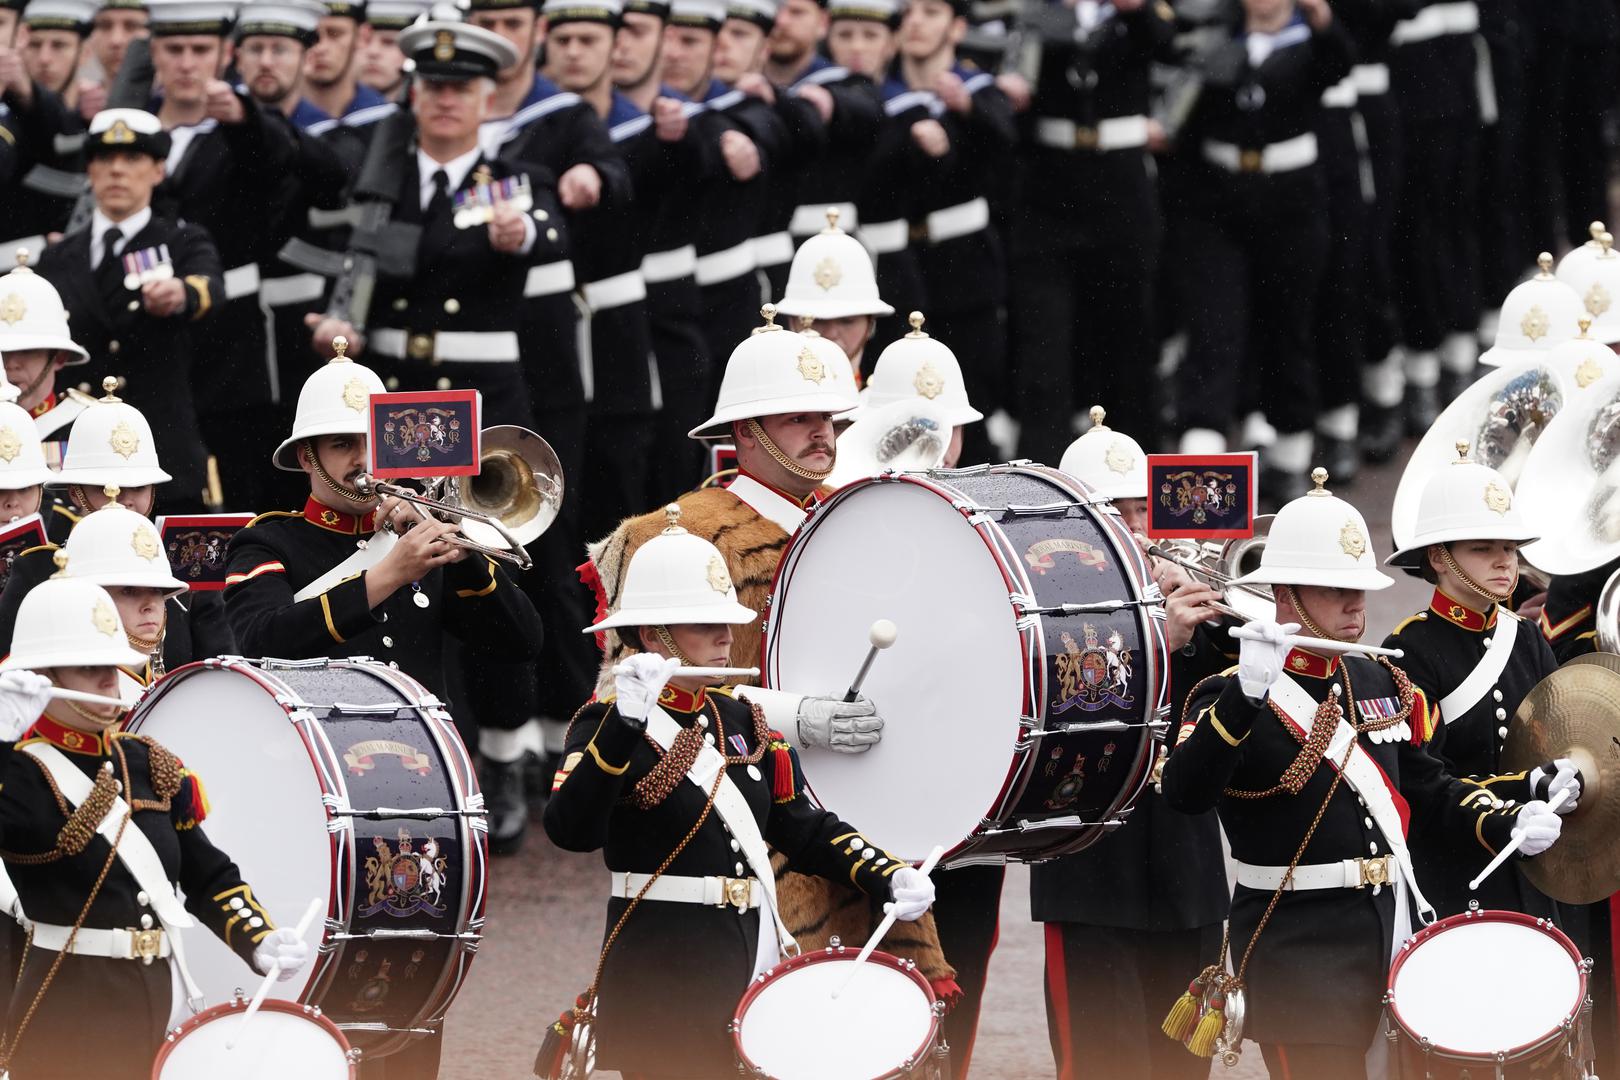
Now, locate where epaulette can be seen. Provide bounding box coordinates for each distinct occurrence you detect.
[50,504,79,525]
[1390,610,1428,636]
[710,686,736,699]
[16,542,57,559]
[245,509,303,528]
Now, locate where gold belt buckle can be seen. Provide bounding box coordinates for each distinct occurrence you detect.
[720,877,753,912]
[130,927,163,965]
[1358,856,1391,888]
[1073,125,1099,150]
[407,332,437,364]
[1238,148,1264,173]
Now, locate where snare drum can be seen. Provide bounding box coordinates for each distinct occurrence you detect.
[1384,909,1592,1078]
[126,657,487,1059]
[732,947,945,1080]
[153,997,359,1078]
[764,465,1167,864]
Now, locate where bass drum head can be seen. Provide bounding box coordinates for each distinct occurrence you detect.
[154,1000,354,1078]
[767,477,1026,862]
[735,951,936,1080]
[128,665,331,1011]
[1389,911,1583,1058]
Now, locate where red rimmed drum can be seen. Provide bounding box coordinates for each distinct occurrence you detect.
[763,464,1168,865]
[152,996,359,1078]
[1384,908,1591,1078]
[126,657,487,1060]
[732,946,946,1079]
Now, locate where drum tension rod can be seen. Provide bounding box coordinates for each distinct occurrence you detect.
[324,803,487,819]
[1030,719,1169,734]
[327,929,482,942]
[1011,597,1160,616]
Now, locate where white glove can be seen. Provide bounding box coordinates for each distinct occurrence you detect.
[252,927,309,981]
[1235,620,1300,700]
[613,653,683,723]
[796,695,883,753]
[887,865,934,922]
[1527,758,1582,814]
[1515,800,1563,858]
[0,671,54,741]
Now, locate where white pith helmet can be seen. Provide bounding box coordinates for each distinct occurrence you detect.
[583,504,758,631]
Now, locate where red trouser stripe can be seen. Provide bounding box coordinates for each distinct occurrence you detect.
[1043,923,1074,1080]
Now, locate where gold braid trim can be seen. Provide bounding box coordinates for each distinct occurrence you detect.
[139,737,183,802]
[53,765,120,859]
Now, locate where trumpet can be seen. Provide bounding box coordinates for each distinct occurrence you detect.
[357,425,564,571]
[1145,516,1275,623]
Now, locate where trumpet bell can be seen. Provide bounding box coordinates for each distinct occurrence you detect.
[1597,566,1620,653]
[1516,372,1620,575]
[453,425,564,551]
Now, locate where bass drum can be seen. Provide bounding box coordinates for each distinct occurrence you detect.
[764,465,1167,865]
[126,657,487,1060]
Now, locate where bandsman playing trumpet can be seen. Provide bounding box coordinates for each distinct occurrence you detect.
[1382,445,1578,919]
[1163,469,1564,1079]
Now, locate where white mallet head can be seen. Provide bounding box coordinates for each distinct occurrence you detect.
[868,619,898,650]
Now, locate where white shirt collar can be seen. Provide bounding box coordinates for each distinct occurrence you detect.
[90,206,152,268]
[416,145,484,213]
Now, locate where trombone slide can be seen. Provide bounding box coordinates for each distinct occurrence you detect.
[1226,625,1404,659]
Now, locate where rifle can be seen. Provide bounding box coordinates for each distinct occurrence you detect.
[63,35,154,234]
[318,106,422,335]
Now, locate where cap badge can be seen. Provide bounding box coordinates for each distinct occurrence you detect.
[1587,282,1612,317]
[913,360,944,400]
[1483,480,1511,515]
[796,345,825,384]
[1289,654,1308,670]
[103,119,135,146]
[92,598,119,637]
[812,256,841,292]
[0,426,21,464]
[1577,357,1604,388]
[1104,439,1134,476]
[433,29,456,62]
[0,291,25,326]
[1520,303,1550,343]
[107,419,140,459]
[1339,520,1367,559]
[132,526,160,561]
[707,554,732,594]
[342,375,369,412]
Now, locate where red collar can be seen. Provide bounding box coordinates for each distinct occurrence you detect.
[28,396,55,420]
[732,468,821,510]
[1284,648,1339,680]
[303,496,379,535]
[657,684,707,713]
[1429,589,1497,632]
[25,713,114,755]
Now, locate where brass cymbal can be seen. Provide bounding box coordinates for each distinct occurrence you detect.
[1566,651,1620,679]
[1501,661,1620,903]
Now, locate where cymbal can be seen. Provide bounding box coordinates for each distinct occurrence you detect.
[1501,662,1620,903]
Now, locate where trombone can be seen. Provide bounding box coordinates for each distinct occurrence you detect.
[357,425,564,571]
[1144,516,1276,624]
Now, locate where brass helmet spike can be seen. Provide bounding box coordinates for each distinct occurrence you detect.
[1089,404,1108,429]
[1453,440,1470,464]
[331,336,350,361]
[1580,315,1594,336]
[12,248,31,273]
[795,314,819,335]
[51,549,68,577]
[101,484,121,503]
[100,376,122,403]
[823,207,841,233]
[752,304,781,334]
[1307,467,1330,496]
[662,502,686,534]
[1603,232,1614,255]
[1537,252,1555,277]
[906,311,928,338]
[1593,221,1608,242]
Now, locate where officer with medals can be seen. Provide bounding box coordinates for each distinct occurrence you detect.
[0,255,91,467]
[33,108,221,512]
[1162,469,1562,1079]
[545,507,937,1080]
[1381,446,1579,918]
[1035,409,1229,1080]
[0,574,308,1080]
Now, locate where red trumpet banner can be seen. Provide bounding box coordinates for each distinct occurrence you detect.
[1144,453,1257,540]
[157,514,255,591]
[367,389,482,480]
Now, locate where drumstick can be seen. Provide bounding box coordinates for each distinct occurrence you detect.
[1227,625,1404,659]
[1467,785,1574,891]
[831,844,944,1000]
[48,687,135,709]
[844,620,898,702]
[610,665,760,680]
[226,897,324,1051]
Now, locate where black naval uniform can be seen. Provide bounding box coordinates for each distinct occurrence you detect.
[1538,558,1617,664]
[1032,619,1231,1080]
[1382,590,1559,918]
[0,716,276,1080]
[1162,648,1522,1071]
[545,684,910,1078]
[0,82,86,256]
[35,214,223,511]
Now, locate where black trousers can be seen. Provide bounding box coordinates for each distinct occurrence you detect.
[1315,107,1369,413]
[1174,187,1329,437]
[646,303,716,498]
[1478,31,1530,307]
[1392,117,1482,350]
[1009,236,1159,465]
[1041,920,1220,1080]
[7,950,170,1080]
[356,1030,442,1079]
[698,272,766,403]
[527,405,599,722]
[914,300,1002,467]
[581,412,657,550]
[1357,90,1404,367]
[931,864,1004,1079]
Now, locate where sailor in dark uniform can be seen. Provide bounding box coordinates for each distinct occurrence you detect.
[0,575,308,1080]
[1163,469,1564,1079]
[0,255,92,467]
[357,0,428,102]
[1538,556,1618,664]
[544,507,936,1080]
[1382,448,1575,919]
[34,108,222,511]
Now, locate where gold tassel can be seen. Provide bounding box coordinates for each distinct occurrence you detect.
[1185,993,1225,1058]
[1160,981,1201,1043]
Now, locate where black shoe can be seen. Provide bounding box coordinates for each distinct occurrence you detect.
[1438,367,1470,408]
[1259,466,1309,509]
[1358,403,1403,465]
[1317,434,1359,486]
[1405,384,1440,437]
[481,757,528,856]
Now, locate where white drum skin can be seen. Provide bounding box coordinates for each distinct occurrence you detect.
[152,997,358,1078]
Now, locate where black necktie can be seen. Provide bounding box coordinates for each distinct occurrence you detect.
[96,226,125,293]
[426,169,451,221]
